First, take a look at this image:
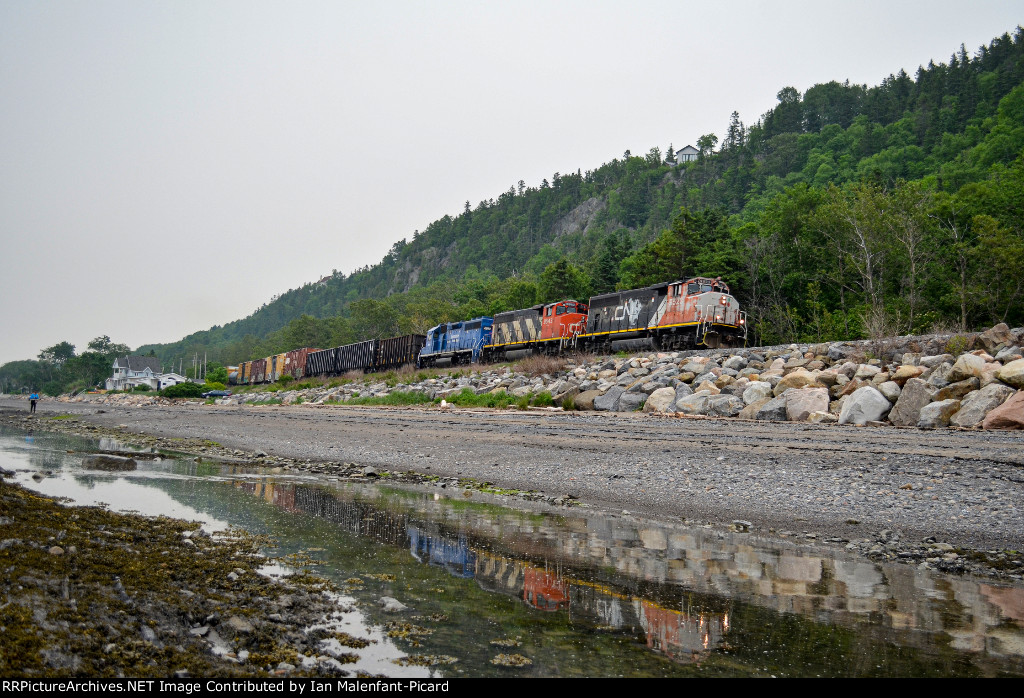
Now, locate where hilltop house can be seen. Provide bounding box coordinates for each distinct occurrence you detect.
[105,356,187,391]
[667,145,699,165]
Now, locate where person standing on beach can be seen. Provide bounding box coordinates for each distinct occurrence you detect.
[29,391,38,414]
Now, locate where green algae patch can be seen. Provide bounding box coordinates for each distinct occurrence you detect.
[0,478,354,677]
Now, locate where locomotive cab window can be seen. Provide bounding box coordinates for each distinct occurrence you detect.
[555,305,566,315]
[688,283,699,294]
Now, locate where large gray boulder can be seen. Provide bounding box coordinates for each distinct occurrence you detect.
[917,399,961,429]
[674,393,712,416]
[594,386,625,411]
[755,396,789,421]
[950,383,1015,427]
[785,387,830,422]
[673,383,694,402]
[742,381,773,405]
[707,394,744,417]
[618,392,646,412]
[925,362,954,388]
[838,386,891,425]
[877,381,902,403]
[888,378,937,426]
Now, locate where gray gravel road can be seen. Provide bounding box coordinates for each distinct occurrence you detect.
[9,397,1024,550]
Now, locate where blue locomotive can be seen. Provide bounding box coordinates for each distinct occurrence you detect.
[417,316,493,368]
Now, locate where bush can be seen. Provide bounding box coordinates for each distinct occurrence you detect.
[160,382,204,399]
[944,334,971,356]
[277,375,294,386]
[203,381,227,391]
[133,384,152,392]
[532,391,554,407]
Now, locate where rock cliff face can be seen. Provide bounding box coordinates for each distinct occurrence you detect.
[64,325,1024,430]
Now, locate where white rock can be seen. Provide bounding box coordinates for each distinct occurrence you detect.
[838,386,892,425]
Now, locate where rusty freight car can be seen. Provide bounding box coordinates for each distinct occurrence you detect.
[283,347,318,380]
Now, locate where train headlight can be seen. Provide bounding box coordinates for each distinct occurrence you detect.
[739,318,745,325]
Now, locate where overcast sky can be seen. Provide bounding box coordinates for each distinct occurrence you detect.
[1,1,1020,366]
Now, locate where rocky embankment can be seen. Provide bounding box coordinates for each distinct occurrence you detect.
[61,324,1024,430]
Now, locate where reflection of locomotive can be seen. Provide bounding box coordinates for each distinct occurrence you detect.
[523,567,569,611]
[231,276,746,380]
[408,525,476,578]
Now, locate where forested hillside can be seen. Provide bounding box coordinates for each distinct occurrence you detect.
[12,27,1024,388]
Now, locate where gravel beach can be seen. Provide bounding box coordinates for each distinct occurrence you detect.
[6,396,1023,556]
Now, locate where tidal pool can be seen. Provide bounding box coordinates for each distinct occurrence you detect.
[3,425,1023,677]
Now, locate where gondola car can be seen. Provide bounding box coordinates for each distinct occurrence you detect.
[418,317,493,368]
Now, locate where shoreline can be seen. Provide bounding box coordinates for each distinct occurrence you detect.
[3,398,1023,580]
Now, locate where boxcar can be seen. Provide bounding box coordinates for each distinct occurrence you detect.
[284,347,318,379]
[266,353,287,382]
[249,358,267,384]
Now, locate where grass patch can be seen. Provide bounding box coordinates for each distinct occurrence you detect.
[48,414,75,421]
[531,391,554,407]
[338,391,433,406]
[439,388,518,409]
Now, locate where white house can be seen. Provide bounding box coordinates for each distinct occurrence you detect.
[106,356,186,391]
[667,144,699,165]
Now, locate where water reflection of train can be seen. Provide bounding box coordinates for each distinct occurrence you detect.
[408,525,475,578]
[233,480,1024,668]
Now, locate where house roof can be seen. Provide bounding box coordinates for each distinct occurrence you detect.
[113,356,162,373]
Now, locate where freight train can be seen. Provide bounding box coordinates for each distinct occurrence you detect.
[231,276,746,382]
